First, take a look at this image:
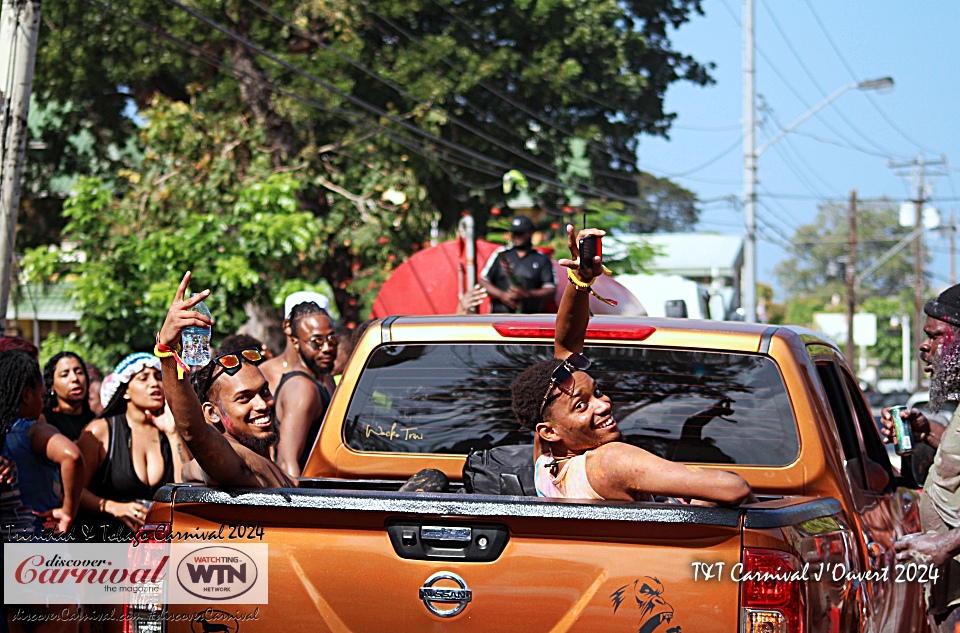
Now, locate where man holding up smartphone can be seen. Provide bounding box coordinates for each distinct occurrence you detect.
[480,215,556,313]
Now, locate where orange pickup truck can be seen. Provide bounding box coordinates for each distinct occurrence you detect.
[133,315,929,633]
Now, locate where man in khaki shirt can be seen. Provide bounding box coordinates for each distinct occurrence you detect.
[883,284,960,631]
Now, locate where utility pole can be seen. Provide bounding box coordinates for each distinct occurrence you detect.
[845,190,857,367]
[951,209,956,286]
[0,0,41,333]
[890,154,948,391]
[741,0,756,323]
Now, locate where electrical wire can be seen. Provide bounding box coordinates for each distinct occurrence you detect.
[244,0,642,192]
[718,0,902,164]
[81,0,521,195]
[368,7,631,164]
[159,0,647,205]
[759,0,901,159]
[802,0,940,156]
[661,137,743,178]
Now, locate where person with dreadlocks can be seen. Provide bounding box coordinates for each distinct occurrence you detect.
[258,294,337,477]
[877,285,960,632]
[75,353,190,537]
[159,272,295,488]
[0,350,84,535]
[510,225,754,504]
[41,351,96,441]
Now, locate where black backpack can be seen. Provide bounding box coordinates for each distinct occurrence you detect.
[462,444,536,496]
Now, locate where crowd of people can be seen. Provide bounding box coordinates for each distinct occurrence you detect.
[0,288,358,546]
[8,218,960,631]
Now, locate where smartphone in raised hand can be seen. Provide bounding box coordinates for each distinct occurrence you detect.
[578,235,601,272]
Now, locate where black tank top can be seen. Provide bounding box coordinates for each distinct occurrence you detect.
[274,371,331,468]
[43,407,96,441]
[88,415,174,503]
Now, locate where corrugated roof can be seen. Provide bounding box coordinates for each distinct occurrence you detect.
[7,282,81,321]
[617,233,744,278]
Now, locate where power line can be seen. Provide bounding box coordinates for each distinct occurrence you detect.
[243,0,635,194]
[802,0,940,156]
[159,0,647,205]
[718,0,902,163]
[661,137,743,178]
[786,129,901,160]
[80,0,528,195]
[367,5,647,178]
[759,0,900,159]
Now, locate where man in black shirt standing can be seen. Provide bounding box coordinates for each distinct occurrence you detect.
[480,215,557,313]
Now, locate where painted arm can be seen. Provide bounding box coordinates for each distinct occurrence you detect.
[275,377,323,478]
[895,528,960,567]
[586,441,754,505]
[555,224,605,359]
[880,406,945,449]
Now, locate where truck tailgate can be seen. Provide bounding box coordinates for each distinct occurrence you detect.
[164,487,744,632]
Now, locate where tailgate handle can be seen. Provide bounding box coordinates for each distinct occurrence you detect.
[421,526,472,543]
[387,520,509,562]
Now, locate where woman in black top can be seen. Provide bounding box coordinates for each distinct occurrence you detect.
[76,353,190,538]
[42,351,96,441]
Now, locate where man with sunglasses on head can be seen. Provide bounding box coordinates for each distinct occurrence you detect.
[157,272,296,488]
[259,299,338,477]
[510,226,754,504]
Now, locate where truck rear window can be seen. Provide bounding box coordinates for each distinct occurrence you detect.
[342,343,799,466]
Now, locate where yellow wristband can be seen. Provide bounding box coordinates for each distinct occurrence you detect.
[567,267,596,290]
[154,344,188,380]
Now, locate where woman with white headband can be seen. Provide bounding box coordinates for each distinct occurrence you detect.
[76,353,191,535]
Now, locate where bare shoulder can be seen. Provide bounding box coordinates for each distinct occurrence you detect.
[276,373,321,403]
[258,358,283,390]
[81,418,110,443]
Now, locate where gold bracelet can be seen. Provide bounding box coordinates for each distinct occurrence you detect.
[99,498,107,513]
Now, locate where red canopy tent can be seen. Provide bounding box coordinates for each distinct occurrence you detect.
[370,239,645,318]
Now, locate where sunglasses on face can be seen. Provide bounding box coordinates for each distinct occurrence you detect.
[302,333,339,349]
[538,352,592,422]
[212,347,264,377]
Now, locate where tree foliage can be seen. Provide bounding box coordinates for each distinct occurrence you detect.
[774,200,918,309]
[772,200,922,377]
[27,0,711,348]
[31,97,431,365]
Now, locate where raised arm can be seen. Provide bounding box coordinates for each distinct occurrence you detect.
[157,271,258,487]
[555,225,605,359]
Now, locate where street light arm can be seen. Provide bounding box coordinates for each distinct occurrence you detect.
[756,83,856,156]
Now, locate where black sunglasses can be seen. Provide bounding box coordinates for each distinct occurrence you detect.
[538,353,592,422]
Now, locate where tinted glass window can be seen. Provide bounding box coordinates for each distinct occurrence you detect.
[343,343,800,466]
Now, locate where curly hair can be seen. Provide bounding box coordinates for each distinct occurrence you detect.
[511,358,565,430]
[289,301,331,338]
[42,351,91,413]
[217,334,263,356]
[0,350,43,444]
[190,362,218,404]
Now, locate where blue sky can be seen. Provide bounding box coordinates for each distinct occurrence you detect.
[639,1,960,301]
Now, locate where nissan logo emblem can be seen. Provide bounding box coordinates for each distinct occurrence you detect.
[419,572,472,618]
